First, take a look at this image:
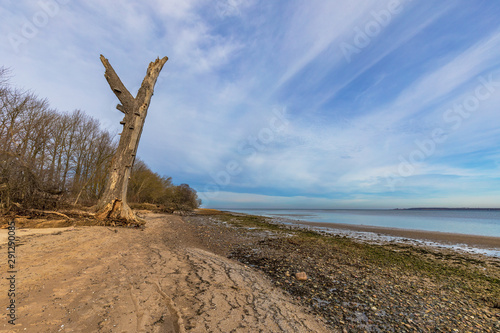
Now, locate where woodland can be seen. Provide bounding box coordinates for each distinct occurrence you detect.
[0,66,200,220]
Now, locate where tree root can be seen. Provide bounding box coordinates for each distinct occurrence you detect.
[95,199,145,227]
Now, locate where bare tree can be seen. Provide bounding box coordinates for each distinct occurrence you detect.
[73,129,115,205]
[0,64,204,218]
[94,55,168,223]
[128,159,174,205]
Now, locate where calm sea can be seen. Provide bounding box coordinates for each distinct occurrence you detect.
[226,209,500,238]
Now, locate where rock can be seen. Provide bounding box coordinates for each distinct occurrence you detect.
[296,272,308,281]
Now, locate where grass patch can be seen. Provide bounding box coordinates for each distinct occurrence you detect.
[210,213,285,232]
[194,208,227,215]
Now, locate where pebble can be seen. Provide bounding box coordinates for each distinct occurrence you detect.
[191,214,500,333]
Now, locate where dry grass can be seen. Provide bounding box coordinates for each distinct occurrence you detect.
[194,208,227,215]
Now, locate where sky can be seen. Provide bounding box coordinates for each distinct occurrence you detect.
[1,0,500,209]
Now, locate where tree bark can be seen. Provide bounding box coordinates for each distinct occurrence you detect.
[95,55,168,223]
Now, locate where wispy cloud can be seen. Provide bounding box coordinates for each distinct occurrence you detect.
[1,0,499,208]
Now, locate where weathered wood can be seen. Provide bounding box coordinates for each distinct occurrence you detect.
[99,55,135,112]
[116,104,126,113]
[28,209,70,220]
[95,55,168,223]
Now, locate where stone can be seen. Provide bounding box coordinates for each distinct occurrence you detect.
[296,272,308,281]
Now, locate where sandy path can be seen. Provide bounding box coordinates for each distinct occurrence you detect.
[0,214,330,332]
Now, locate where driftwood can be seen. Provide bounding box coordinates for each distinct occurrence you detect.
[94,55,168,223]
[58,209,96,219]
[28,209,70,220]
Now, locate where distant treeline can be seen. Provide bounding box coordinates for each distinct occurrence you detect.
[0,66,200,213]
[128,160,201,212]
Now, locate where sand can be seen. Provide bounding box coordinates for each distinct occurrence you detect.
[0,213,330,333]
[291,220,500,250]
[2,211,498,332]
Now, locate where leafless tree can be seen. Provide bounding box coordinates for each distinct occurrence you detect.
[0,64,200,217]
[94,55,168,223]
[0,70,118,213]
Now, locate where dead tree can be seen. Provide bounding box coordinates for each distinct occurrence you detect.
[95,55,168,223]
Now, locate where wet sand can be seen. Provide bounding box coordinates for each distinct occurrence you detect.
[187,212,500,332]
[291,220,500,250]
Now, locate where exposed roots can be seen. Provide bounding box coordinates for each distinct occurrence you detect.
[95,199,145,227]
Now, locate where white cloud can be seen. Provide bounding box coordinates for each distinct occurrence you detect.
[149,0,204,19]
[363,29,500,128]
[275,0,380,88]
[199,191,354,209]
[2,0,499,208]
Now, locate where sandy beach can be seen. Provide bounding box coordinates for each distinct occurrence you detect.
[0,213,328,332]
[1,210,499,332]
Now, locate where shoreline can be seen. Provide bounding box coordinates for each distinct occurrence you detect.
[290,220,500,250]
[4,211,499,331]
[222,210,500,257]
[188,211,500,331]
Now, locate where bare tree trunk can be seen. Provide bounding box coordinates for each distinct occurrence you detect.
[95,55,168,223]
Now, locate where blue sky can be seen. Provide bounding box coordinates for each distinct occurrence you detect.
[2,0,500,209]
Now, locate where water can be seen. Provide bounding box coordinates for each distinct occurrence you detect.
[226,209,500,238]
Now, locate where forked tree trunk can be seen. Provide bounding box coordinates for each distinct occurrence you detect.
[95,55,168,223]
